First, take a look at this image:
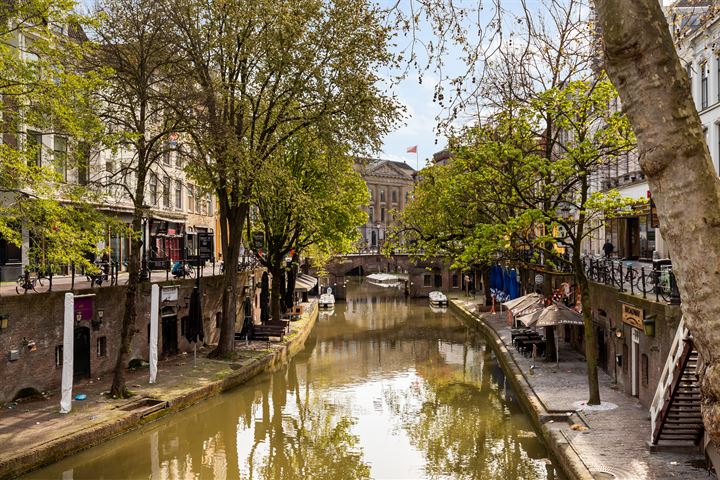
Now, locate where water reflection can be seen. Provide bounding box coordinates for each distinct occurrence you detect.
[27,278,558,480]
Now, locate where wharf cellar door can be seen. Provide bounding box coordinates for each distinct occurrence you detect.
[73,326,91,379]
[161,306,179,357]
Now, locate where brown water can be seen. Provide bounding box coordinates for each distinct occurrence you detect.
[27,278,560,479]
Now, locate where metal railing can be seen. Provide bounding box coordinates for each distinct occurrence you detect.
[582,256,681,304]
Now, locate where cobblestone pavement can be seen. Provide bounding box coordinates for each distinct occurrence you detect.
[454,298,715,480]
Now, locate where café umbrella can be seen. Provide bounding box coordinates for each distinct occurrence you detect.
[503,293,545,327]
[515,302,584,366]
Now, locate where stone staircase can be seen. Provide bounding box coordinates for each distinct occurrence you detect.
[650,317,704,447]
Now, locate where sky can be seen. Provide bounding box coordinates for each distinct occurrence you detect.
[376,0,544,171]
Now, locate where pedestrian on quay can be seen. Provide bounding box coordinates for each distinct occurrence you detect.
[602,239,614,259]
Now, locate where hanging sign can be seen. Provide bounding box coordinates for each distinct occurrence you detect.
[622,303,644,330]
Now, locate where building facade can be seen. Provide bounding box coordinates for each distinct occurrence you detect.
[355,159,416,252]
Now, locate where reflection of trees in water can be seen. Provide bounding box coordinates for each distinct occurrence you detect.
[385,343,553,480]
[240,359,371,480]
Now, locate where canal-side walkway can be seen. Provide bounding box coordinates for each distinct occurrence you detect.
[0,301,318,479]
[451,298,713,480]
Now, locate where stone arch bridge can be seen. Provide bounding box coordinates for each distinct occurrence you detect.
[313,254,461,299]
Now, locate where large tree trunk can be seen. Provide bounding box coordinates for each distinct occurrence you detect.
[595,0,720,440]
[212,201,247,357]
[576,267,601,405]
[110,209,143,398]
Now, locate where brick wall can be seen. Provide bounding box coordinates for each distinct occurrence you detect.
[587,282,681,408]
[0,270,260,403]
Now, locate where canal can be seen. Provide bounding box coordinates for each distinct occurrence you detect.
[27,278,560,479]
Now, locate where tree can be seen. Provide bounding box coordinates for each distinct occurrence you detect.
[87,0,184,397]
[167,0,399,355]
[594,0,720,446]
[252,136,368,322]
[0,0,108,272]
[395,76,635,404]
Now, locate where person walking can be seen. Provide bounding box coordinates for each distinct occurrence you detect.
[602,239,614,258]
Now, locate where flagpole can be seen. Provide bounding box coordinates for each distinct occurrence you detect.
[415,149,419,171]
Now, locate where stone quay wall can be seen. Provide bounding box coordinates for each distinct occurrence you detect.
[0,271,260,403]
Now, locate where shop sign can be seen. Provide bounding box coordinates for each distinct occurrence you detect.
[74,295,95,322]
[161,286,179,303]
[650,198,660,228]
[198,232,214,260]
[622,303,644,330]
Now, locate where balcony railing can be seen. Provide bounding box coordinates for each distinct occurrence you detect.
[582,256,681,304]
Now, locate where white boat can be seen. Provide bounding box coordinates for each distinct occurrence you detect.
[319,288,335,309]
[429,291,448,307]
[366,273,407,288]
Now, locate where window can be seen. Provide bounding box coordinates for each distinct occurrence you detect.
[368,188,374,201]
[423,274,432,287]
[149,174,158,206]
[641,353,649,386]
[162,142,171,165]
[195,189,201,214]
[701,61,708,109]
[368,207,374,222]
[406,192,410,203]
[187,184,194,213]
[96,337,107,357]
[380,189,385,202]
[452,272,459,288]
[380,207,385,222]
[717,55,720,102]
[175,179,183,210]
[434,274,442,288]
[207,194,213,216]
[27,131,42,166]
[53,136,67,181]
[687,62,693,89]
[391,190,397,203]
[162,176,170,208]
[55,345,63,367]
[716,124,720,174]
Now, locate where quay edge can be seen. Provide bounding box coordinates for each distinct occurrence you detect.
[449,299,594,480]
[0,302,319,480]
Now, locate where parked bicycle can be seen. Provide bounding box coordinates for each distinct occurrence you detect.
[86,261,110,287]
[172,260,195,279]
[15,268,48,294]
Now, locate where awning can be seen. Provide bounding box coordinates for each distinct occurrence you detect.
[517,302,584,328]
[294,273,318,292]
[503,293,544,314]
[535,303,584,327]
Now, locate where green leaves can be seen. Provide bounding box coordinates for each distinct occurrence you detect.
[0,0,111,269]
[392,75,639,272]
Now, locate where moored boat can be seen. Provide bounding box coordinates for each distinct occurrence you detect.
[429,290,448,307]
[319,289,335,309]
[366,273,407,288]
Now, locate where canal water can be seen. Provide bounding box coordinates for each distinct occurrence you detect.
[27,278,561,479]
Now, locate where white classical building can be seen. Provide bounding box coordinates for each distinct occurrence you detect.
[584,1,717,261]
